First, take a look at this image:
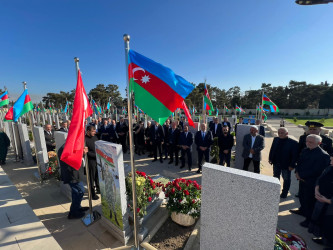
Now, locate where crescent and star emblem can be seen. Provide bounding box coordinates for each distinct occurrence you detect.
[132,67,151,84]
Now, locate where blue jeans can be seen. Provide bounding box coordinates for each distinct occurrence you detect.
[69,182,84,215]
[273,165,291,194]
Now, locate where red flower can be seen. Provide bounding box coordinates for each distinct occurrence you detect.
[171,188,175,194]
[179,199,182,203]
[186,182,189,187]
[165,193,169,197]
[150,179,154,186]
[148,197,152,202]
[137,208,140,213]
[184,190,190,196]
[181,179,186,183]
[192,199,196,204]
[152,184,156,190]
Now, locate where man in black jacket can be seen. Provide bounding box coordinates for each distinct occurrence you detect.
[116,117,129,153]
[179,125,193,171]
[85,125,100,200]
[269,127,298,198]
[59,121,68,133]
[210,117,222,138]
[195,123,213,173]
[291,134,330,227]
[150,121,165,163]
[44,124,56,152]
[218,126,234,167]
[58,144,89,219]
[168,121,181,166]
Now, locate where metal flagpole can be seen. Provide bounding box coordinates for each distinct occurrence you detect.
[74,57,100,226]
[23,82,42,183]
[124,34,139,249]
[260,93,264,123]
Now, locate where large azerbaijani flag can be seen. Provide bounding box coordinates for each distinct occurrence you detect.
[128,50,194,124]
[0,91,9,107]
[204,83,214,112]
[4,89,33,122]
[263,94,279,112]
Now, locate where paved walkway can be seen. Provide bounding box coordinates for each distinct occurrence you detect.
[0,120,325,249]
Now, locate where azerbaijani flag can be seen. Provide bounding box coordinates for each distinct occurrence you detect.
[224,105,229,113]
[216,106,219,116]
[263,94,279,112]
[128,50,194,124]
[4,89,33,122]
[64,101,69,114]
[0,91,9,107]
[107,101,110,110]
[235,105,241,112]
[204,83,214,112]
[92,100,100,115]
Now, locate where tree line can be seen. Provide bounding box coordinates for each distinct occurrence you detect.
[13,79,332,111]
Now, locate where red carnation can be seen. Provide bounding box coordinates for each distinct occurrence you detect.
[192,199,196,204]
[184,190,190,196]
[171,188,175,194]
[137,208,140,213]
[148,197,152,202]
[165,193,169,197]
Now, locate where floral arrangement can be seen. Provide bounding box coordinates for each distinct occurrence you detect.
[43,151,60,180]
[125,171,161,217]
[164,178,201,218]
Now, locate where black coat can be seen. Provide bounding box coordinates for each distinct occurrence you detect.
[299,134,333,156]
[44,130,55,152]
[195,130,213,151]
[210,123,222,138]
[168,127,180,145]
[218,133,234,151]
[85,134,98,169]
[269,137,298,169]
[116,122,129,135]
[242,134,265,161]
[179,131,193,147]
[150,125,165,143]
[221,121,231,131]
[296,147,330,183]
[58,145,81,184]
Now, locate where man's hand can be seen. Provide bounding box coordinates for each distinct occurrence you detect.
[295,172,304,181]
[84,147,88,154]
[288,166,294,171]
[315,194,331,204]
[223,150,228,154]
[150,142,152,145]
[250,149,255,154]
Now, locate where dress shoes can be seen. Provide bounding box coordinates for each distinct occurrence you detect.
[92,194,99,200]
[289,209,304,216]
[80,207,89,212]
[300,219,310,228]
[68,211,85,219]
[196,169,201,174]
[280,193,287,198]
[312,237,324,245]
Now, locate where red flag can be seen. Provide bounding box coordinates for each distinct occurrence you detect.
[181,100,194,128]
[60,70,92,170]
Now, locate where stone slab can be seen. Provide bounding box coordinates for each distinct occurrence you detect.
[17,123,34,165]
[235,124,251,170]
[33,126,49,173]
[200,163,280,250]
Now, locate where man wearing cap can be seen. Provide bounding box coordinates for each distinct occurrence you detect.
[242,125,265,174]
[269,127,298,198]
[298,121,333,156]
[290,134,330,228]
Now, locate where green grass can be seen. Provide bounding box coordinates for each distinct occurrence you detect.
[286,118,333,127]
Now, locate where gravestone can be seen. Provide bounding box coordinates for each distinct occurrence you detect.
[201,163,280,250]
[47,113,52,125]
[12,123,23,160]
[17,123,34,166]
[41,113,46,126]
[54,114,60,129]
[33,126,49,173]
[235,124,252,171]
[3,122,13,148]
[95,141,131,244]
[36,113,41,126]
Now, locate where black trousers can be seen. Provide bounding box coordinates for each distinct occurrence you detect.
[198,149,209,170]
[299,180,316,220]
[243,157,260,173]
[169,144,179,163]
[181,148,192,169]
[119,135,127,153]
[152,141,163,159]
[88,164,100,196]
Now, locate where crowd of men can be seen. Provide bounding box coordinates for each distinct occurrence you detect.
[36,116,333,247]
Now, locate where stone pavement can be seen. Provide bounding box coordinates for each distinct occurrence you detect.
[0,120,325,249]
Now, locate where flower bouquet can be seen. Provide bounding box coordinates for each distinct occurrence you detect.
[164,178,201,225]
[125,171,161,217]
[42,151,60,180]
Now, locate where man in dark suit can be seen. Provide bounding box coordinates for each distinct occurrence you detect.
[179,117,185,131]
[168,121,181,165]
[99,118,111,141]
[210,117,222,138]
[242,125,265,174]
[116,117,129,153]
[218,126,234,167]
[179,125,193,171]
[163,119,170,160]
[269,127,298,198]
[85,126,100,200]
[59,121,68,133]
[109,120,118,143]
[44,124,56,152]
[195,123,213,173]
[222,117,231,132]
[150,121,165,163]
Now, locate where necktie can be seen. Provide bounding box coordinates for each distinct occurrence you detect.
[202,132,205,140]
[186,132,188,138]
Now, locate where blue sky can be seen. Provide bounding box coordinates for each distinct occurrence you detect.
[1,0,333,102]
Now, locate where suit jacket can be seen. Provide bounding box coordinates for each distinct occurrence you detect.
[179,131,193,148]
[210,123,222,138]
[269,137,298,169]
[195,130,213,151]
[109,124,118,140]
[59,127,68,133]
[168,127,180,145]
[163,125,170,143]
[218,133,234,151]
[221,121,231,131]
[242,133,265,161]
[116,122,129,136]
[44,130,55,152]
[150,125,165,143]
[99,124,111,141]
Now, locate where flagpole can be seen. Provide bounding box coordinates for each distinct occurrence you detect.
[123,34,139,249]
[23,82,42,183]
[261,92,264,123]
[74,57,95,225]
